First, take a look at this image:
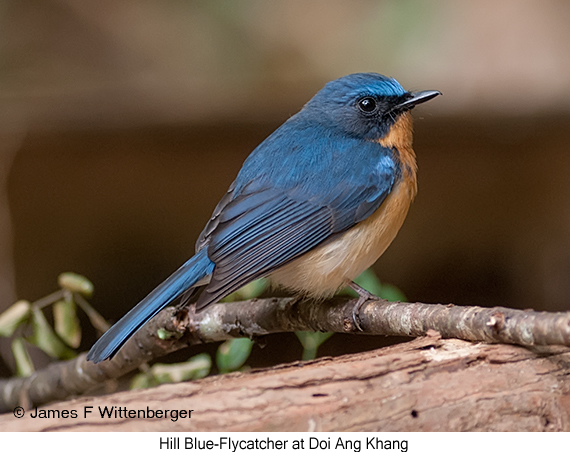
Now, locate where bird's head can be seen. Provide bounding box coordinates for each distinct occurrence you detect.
[302,73,440,141]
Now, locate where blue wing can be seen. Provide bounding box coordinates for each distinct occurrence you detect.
[195,125,397,310]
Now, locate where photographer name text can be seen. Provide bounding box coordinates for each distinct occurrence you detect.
[27,405,192,422]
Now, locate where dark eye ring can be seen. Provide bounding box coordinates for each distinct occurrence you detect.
[357,97,377,113]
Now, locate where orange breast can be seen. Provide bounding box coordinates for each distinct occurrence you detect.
[269,113,418,297]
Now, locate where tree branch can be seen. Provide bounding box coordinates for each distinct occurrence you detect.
[3,336,570,431]
[1,295,570,413]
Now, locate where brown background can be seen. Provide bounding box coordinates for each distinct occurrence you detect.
[1,0,570,376]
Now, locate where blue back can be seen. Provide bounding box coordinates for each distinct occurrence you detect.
[87,72,413,362]
[195,73,409,309]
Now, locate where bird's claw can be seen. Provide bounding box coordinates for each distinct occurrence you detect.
[349,281,382,331]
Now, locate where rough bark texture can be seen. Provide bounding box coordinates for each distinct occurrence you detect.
[2,335,569,432]
[3,297,570,414]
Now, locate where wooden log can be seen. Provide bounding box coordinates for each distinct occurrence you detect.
[2,335,569,432]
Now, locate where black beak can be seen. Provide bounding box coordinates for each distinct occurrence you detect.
[395,90,441,111]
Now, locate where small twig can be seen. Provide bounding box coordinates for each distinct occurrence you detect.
[1,296,569,413]
[32,290,65,310]
[73,293,111,333]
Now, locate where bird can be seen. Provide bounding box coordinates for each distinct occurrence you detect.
[87,72,440,363]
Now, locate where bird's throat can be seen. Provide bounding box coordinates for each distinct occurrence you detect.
[377,112,417,197]
[378,112,414,150]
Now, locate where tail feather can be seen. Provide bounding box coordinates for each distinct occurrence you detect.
[86,249,214,363]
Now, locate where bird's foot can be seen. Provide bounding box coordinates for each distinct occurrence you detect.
[348,281,384,332]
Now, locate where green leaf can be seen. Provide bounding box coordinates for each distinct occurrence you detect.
[157,328,183,341]
[53,298,81,348]
[0,300,32,337]
[295,331,334,361]
[152,353,212,383]
[29,307,75,359]
[130,372,157,390]
[11,337,35,377]
[130,354,212,390]
[216,337,253,373]
[58,272,94,297]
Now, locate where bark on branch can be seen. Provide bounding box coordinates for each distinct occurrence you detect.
[1,296,570,414]
[2,335,570,431]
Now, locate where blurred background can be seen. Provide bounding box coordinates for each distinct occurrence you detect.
[1,0,570,375]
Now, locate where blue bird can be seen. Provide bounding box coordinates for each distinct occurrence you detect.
[87,73,440,363]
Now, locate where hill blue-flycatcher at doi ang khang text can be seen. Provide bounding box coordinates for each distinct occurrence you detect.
[87,72,441,363]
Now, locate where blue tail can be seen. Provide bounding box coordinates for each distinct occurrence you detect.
[86,249,215,363]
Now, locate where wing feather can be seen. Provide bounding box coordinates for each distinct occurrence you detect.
[194,139,397,311]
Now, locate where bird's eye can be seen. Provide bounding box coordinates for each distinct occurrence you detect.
[357,97,377,113]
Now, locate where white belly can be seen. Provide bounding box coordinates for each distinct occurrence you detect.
[269,179,415,298]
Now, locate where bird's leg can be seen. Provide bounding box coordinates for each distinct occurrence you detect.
[175,288,198,310]
[349,281,384,331]
[285,293,304,309]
